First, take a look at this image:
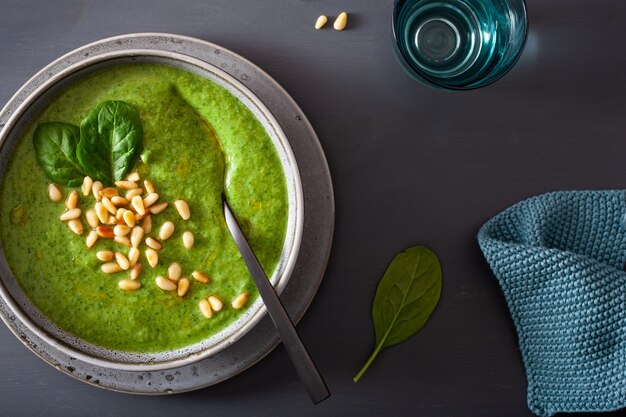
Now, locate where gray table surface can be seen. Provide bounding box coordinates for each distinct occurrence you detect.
[1,0,625,416]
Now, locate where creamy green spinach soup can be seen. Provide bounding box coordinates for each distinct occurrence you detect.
[0,64,288,352]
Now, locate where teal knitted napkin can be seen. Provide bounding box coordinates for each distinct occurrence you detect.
[477,191,626,417]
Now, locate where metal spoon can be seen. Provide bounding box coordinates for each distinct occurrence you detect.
[223,198,330,404]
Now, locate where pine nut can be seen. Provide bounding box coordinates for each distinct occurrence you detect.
[156,276,177,291]
[114,224,130,236]
[125,188,143,199]
[182,231,194,249]
[96,226,115,239]
[106,215,117,225]
[60,208,81,221]
[48,183,63,202]
[126,172,140,182]
[333,11,348,30]
[159,221,175,240]
[145,248,159,267]
[115,235,131,247]
[102,262,122,274]
[102,197,117,215]
[315,15,328,29]
[114,210,125,223]
[142,214,152,233]
[65,191,78,210]
[96,250,114,261]
[168,262,182,281]
[115,252,130,270]
[177,278,190,297]
[149,202,168,214]
[145,237,162,250]
[143,193,159,208]
[123,210,136,227]
[130,263,142,280]
[81,176,93,196]
[119,279,141,291]
[111,196,129,206]
[191,270,210,284]
[128,247,140,267]
[86,230,98,248]
[207,295,223,312]
[95,202,109,223]
[68,219,83,235]
[232,292,249,310]
[134,212,145,221]
[85,209,99,228]
[143,179,155,195]
[115,208,125,222]
[174,200,191,220]
[130,226,144,247]
[199,299,213,318]
[92,181,103,201]
[100,187,118,198]
[131,195,145,215]
[115,180,138,190]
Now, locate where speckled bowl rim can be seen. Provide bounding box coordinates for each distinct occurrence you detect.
[0,50,304,370]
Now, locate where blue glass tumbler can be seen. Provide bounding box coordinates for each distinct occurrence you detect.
[392,0,528,90]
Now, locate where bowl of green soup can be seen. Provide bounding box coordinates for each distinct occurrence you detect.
[0,43,303,371]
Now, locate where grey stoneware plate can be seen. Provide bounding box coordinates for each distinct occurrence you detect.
[0,33,334,394]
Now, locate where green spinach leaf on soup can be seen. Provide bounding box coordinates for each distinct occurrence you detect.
[77,100,143,184]
[33,122,85,186]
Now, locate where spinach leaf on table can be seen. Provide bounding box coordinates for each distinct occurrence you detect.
[33,122,85,186]
[77,100,142,184]
[354,246,442,382]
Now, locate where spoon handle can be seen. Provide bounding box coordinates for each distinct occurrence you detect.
[223,200,330,404]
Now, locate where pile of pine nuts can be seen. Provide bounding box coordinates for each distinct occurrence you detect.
[49,173,249,319]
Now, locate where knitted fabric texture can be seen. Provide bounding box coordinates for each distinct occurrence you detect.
[477,191,626,417]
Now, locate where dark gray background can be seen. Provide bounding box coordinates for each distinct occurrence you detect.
[1,0,624,416]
